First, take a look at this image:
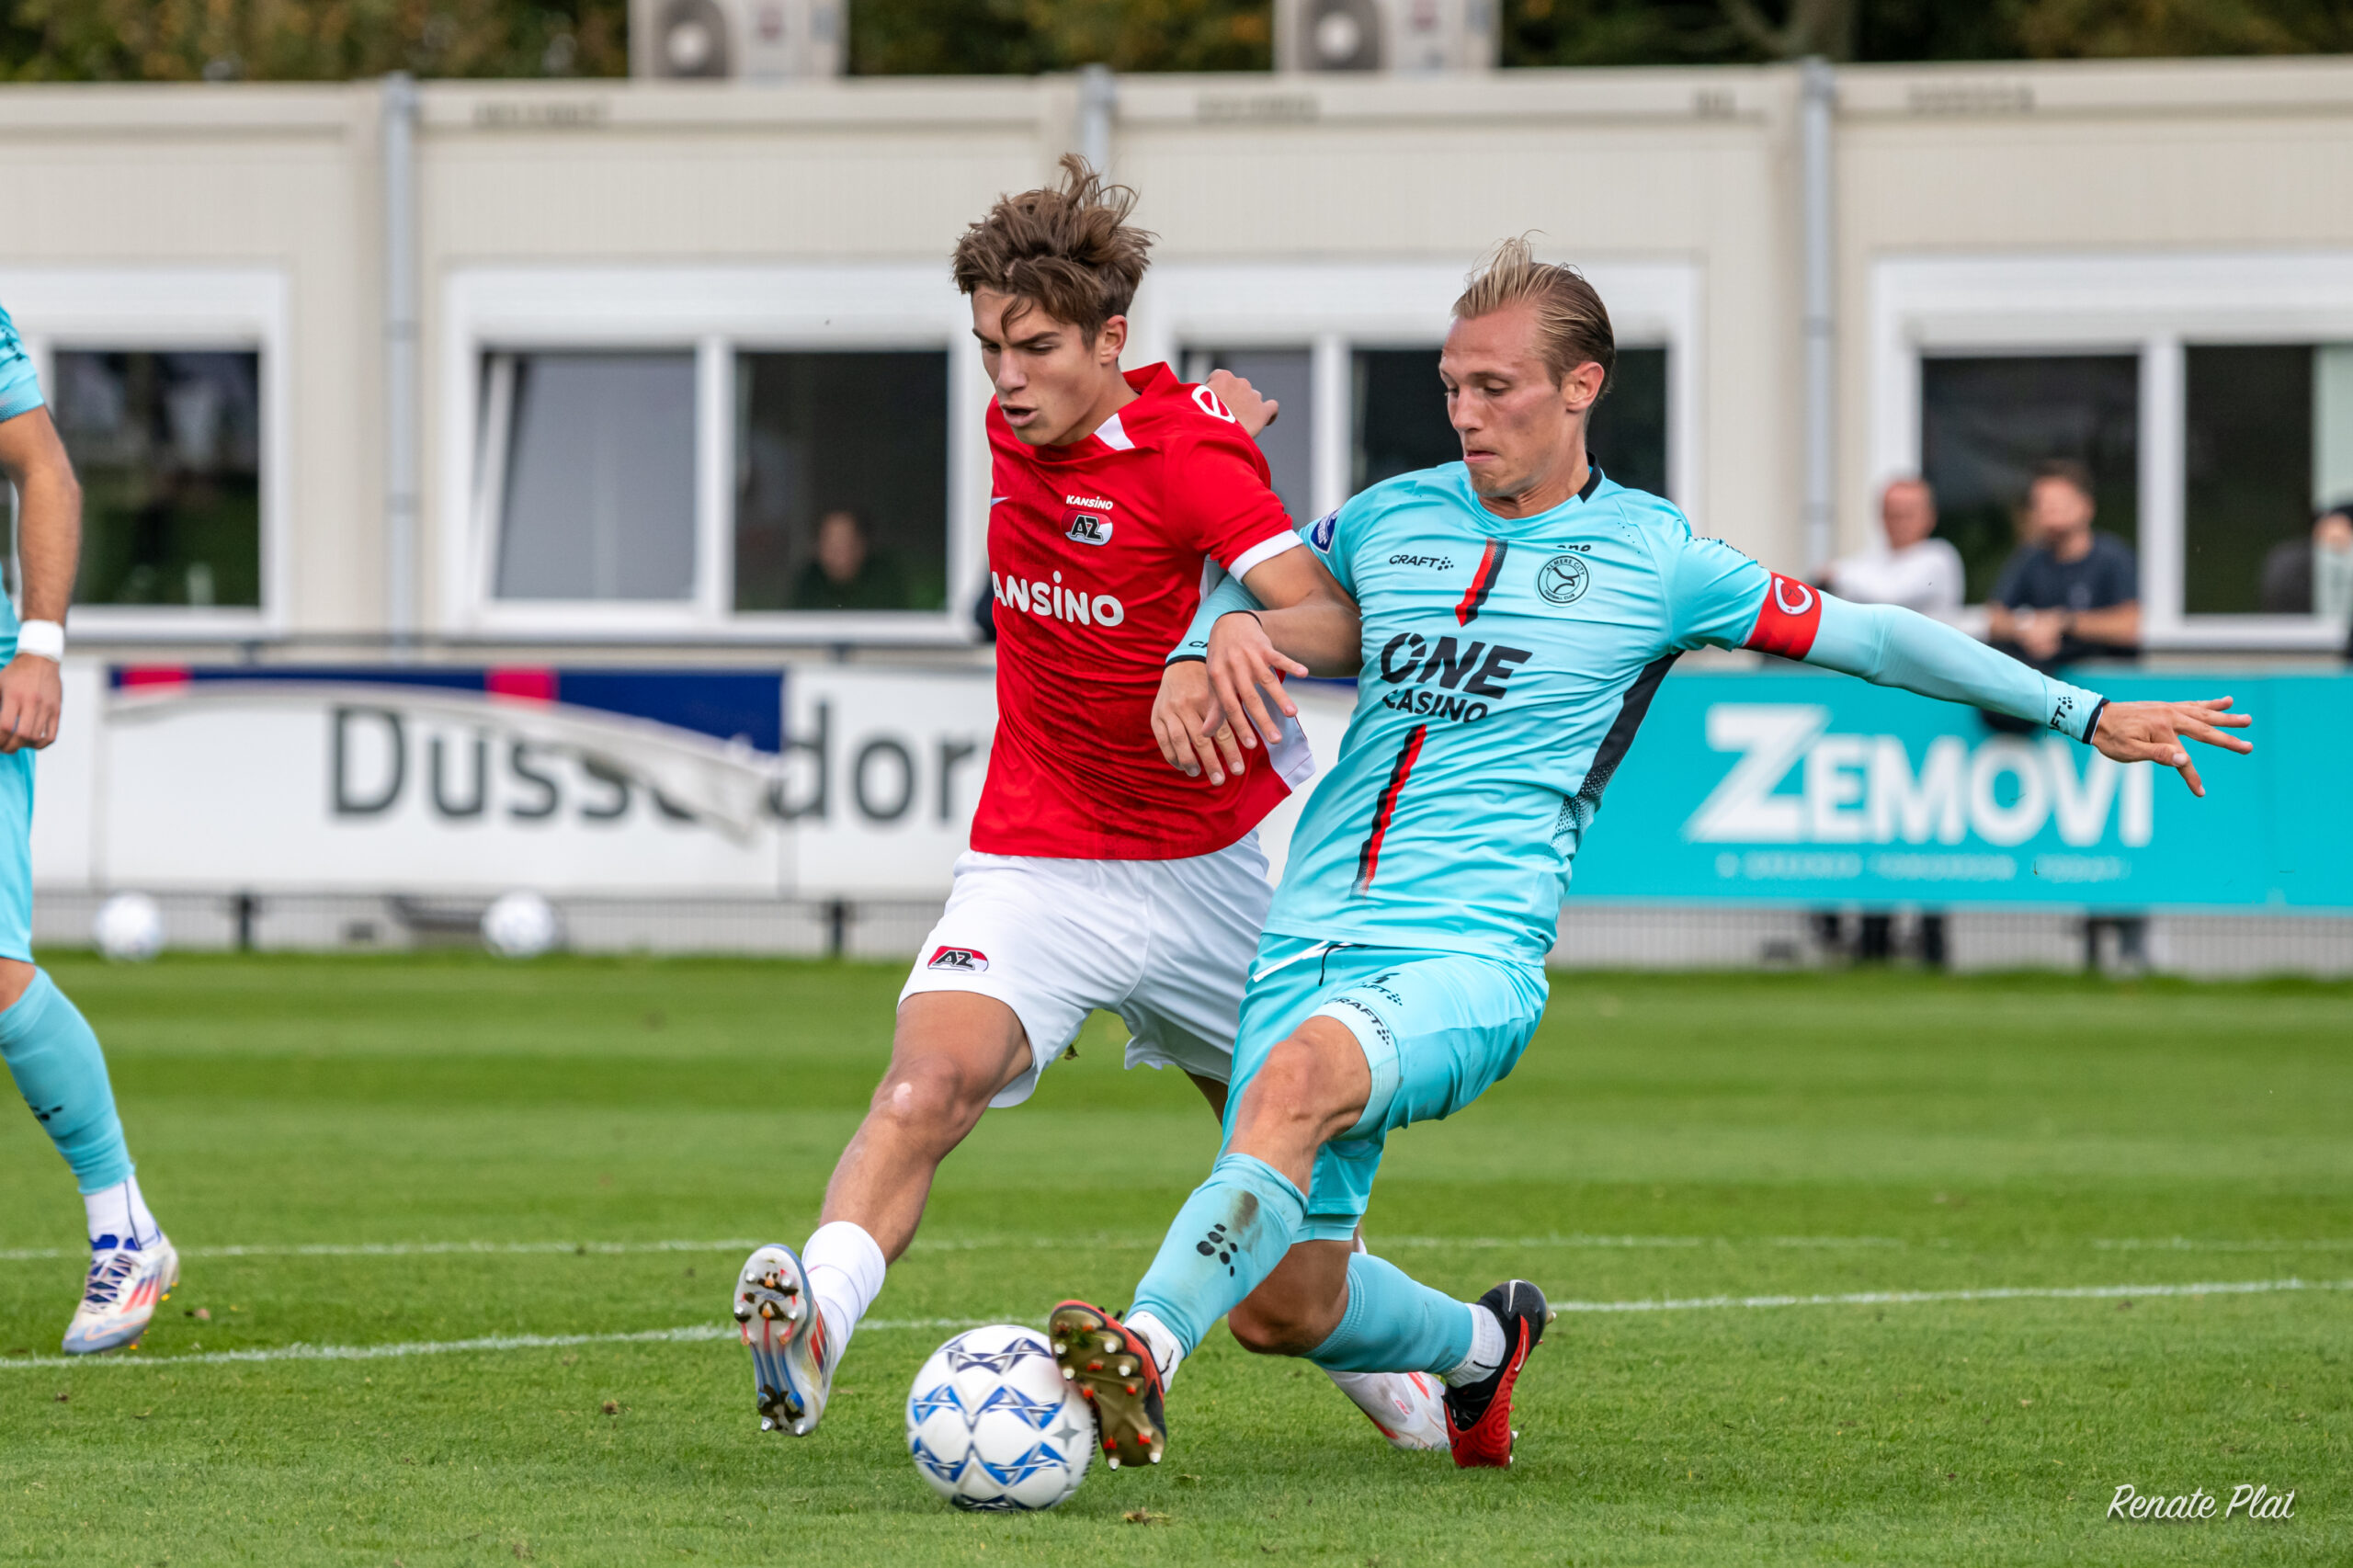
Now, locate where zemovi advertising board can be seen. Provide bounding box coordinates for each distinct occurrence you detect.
[23,663,2350,913]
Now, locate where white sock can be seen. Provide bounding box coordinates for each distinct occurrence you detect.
[1440,1302,1506,1387]
[801,1221,885,1366]
[1125,1310,1185,1392]
[84,1173,161,1251]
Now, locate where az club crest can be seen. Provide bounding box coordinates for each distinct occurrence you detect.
[1063,512,1113,546]
[1538,553,1591,605]
[927,947,989,972]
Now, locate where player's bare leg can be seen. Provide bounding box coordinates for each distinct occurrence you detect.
[735,993,1029,1434]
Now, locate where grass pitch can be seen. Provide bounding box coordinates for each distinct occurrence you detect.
[0,954,2345,1566]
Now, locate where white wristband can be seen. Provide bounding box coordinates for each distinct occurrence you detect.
[17,619,63,663]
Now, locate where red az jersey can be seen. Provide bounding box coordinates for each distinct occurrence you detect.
[973,362,1303,860]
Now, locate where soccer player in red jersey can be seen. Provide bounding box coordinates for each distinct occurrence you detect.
[731,157,1451,1453]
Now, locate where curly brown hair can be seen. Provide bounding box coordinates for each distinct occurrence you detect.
[951,155,1155,341]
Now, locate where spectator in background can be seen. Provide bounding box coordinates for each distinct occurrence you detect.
[792,508,908,611]
[1826,475,1964,619]
[1986,460,2147,971]
[1816,475,1961,966]
[2259,504,2353,632]
[1986,460,2140,673]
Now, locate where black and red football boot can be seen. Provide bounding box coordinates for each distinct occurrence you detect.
[1444,1279,1552,1469]
[1047,1300,1167,1470]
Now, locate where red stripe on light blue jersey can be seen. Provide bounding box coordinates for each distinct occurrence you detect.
[1455,540,1509,625]
[1353,724,1428,896]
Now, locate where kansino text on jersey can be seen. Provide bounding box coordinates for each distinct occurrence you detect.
[992,572,1125,628]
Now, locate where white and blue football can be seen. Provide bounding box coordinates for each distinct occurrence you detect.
[905,1324,1095,1511]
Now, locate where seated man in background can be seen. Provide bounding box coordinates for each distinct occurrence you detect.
[1818,476,1964,964]
[2258,503,2353,629]
[1986,459,2139,676]
[792,507,909,611]
[1824,475,1963,620]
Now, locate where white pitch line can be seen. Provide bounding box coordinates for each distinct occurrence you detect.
[3,1278,2344,1373]
[4,1234,2351,1267]
[1552,1277,2353,1315]
[0,1317,996,1372]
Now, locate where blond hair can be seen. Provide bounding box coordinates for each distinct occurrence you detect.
[1452,237,1616,393]
[951,154,1154,341]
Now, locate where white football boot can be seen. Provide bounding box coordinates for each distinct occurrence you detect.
[733,1244,835,1435]
[63,1234,178,1355]
[1324,1368,1452,1451]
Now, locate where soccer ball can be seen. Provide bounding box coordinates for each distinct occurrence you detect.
[480,891,560,959]
[93,892,165,962]
[905,1324,1095,1511]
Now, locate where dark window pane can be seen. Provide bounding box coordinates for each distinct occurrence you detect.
[1589,347,1669,499]
[2185,345,2313,617]
[734,351,947,612]
[494,352,696,601]
[1352,347,1454,493]
[1920,355,2140,603]
[1184,347,1313,520]
[51,349,261,608]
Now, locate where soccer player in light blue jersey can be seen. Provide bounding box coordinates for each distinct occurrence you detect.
[0,301,180,1352]
[1049,240,2252,1471]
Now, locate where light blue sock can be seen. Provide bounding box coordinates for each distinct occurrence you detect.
[1306,1251,1476,1375]
[1131,1153,1307,1357]
[0,971,132,1195]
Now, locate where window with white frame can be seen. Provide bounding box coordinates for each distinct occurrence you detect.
[52,348,264,608]
[1151,262,1694,528]
[445,267,979,641]
[0,268,287,636]
[1870,253,2353,648]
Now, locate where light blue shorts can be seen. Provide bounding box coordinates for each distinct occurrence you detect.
[0,746,29,962]
[1222,935,1549,1242]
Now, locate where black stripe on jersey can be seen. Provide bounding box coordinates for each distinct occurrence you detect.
[1353,724,1428,896]
[1455,540,1508,626]
[1574,653,1678,815]
[1578,464,1603,501]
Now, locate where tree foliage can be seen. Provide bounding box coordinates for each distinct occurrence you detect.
[2,0,2347,81]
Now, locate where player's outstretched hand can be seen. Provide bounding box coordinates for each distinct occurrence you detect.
[2090,697,2253,798]
[1153,659,1247,786]
[0,653,62,754]
[1207,610,1307,752]
[1203,369,1279,438]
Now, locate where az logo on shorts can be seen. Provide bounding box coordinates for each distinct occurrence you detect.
[927,946,989,972]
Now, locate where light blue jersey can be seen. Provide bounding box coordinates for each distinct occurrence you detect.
[1185,463,2106,968]
[0,304,43,425]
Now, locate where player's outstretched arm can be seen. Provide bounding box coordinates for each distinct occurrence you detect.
[0,407,77,753]
[1782,590,2252,796]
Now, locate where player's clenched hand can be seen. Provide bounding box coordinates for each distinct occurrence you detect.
[1153,659,1247,786]
[2090,696,2252,798]
[0,653,62,754]
[1207,610,1306,753]
[1203,369,1279,438]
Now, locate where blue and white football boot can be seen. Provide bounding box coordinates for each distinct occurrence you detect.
[63,1233,178,1355]
[733,1243,834,1435]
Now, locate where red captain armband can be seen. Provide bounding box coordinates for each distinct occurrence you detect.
[1745,574,1824,659]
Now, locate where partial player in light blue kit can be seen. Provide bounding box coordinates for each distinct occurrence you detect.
[0,301,180,1352]
[1047,242,2254,1473]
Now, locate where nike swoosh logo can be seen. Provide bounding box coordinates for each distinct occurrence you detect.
[990,496,1009,506]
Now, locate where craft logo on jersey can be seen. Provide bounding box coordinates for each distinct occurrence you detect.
[1539,553,1591,605]
[1063,511,1114,546]
[927,946,989,972]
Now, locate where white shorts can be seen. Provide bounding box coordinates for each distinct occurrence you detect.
[899,834,1272,1108]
